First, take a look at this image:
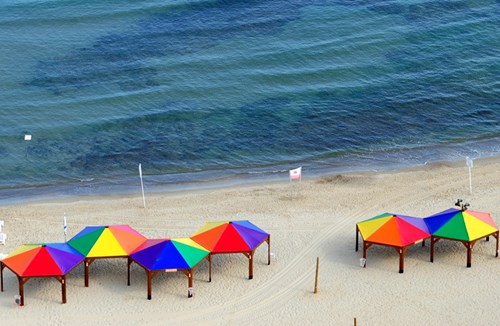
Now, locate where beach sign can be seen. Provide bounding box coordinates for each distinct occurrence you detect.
[289,167,302,182]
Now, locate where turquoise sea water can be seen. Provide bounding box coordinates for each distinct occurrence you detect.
[0,0,499,203]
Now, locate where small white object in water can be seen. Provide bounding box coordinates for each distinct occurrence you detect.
[24,135,32,141]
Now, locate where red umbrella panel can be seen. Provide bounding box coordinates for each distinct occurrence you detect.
[191,220,270,280]
[67,225,147,287]
[0,243,84,306]
[356,213,431,273]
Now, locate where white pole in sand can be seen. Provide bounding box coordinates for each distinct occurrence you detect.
[139,164,146,208]
[466,157,473,195]
[63,213,67,242]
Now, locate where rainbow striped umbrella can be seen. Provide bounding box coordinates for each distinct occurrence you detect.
[131,238,209,270]
[0,243,84,305]
[425,208,498,241]
[68,225,146,257]
[2,243,84,277]
[425,208,499,267]
[191,220,270,280]
[356,213,430,273]
[191,220,269,253]
[130,238,209,299]
[67,225,146,287]
[357,213,430,247]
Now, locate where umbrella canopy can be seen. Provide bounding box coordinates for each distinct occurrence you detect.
[131,238,209,270]
[425,208,498,241]
[191,220,270,253]
[68,225,146,257]
[67,225,146,287]
[356,213,431,273]
[191,220,271,280]
[357,213,430,247]
[2,243,84,277]
[129,238,209,300]
[425,208,499,267]
[0,243,84,306]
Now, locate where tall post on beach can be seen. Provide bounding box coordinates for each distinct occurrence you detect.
[354,317,357,326]
[139,164,146,208]
[466,157,473,195]
[63,213,67,242]
[314,256,319,294]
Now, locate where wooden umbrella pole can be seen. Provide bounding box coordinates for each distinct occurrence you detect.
[495,231,499,257]
[147,271,152,300]
[1,262,4,292]
[208,255,212,282]
[127,257,132,286]
[398,247,407,274]
[84,259,89,287]
[19,276,25,306]
[355,225,359,252]
[430,237,436,263]
[187,271,193,298]
[267,235,271,265]
[248,251,254,280]
[61,276,67,304]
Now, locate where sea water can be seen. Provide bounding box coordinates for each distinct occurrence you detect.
[0,0,499,203]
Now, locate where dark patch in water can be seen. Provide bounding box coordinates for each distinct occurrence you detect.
[27,0,304,94]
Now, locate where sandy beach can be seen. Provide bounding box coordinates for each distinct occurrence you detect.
[0,158,499,325]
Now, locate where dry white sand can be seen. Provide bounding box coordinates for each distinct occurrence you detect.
[0,158,499,325]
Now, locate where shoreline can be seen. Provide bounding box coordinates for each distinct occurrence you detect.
[1,154,499,207]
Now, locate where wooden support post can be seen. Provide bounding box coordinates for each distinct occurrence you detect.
[249,251,254,280]
[127,257,132,286]
[187,271,193,298]
[398,247,407,274]
[362,242,368,268]
[466,244,472,268]
[61,276,67,304]
[84,259,89,287]
[147,271,152,300]
[314,257,319,294]
[355,225,359,252]
[19,276,25,306]
[495,231,499,257]
[465,240,477,268]
[430,237,438,263]
[267,235,271,265]
[354,317,357,326]
[1,262,4,292]
[208,255,212,282]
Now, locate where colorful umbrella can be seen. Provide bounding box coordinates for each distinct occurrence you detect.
[67,225,146,287]
[425,208,499,267]
[0,243,84,306]
[356,213,431,273]
[68,225,146,257]
[191,220,270,280]
[130,238,209,299]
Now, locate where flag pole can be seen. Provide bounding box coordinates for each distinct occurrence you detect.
[466,157,473,195]
[63,212,67,242]
[139,164,146,208]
